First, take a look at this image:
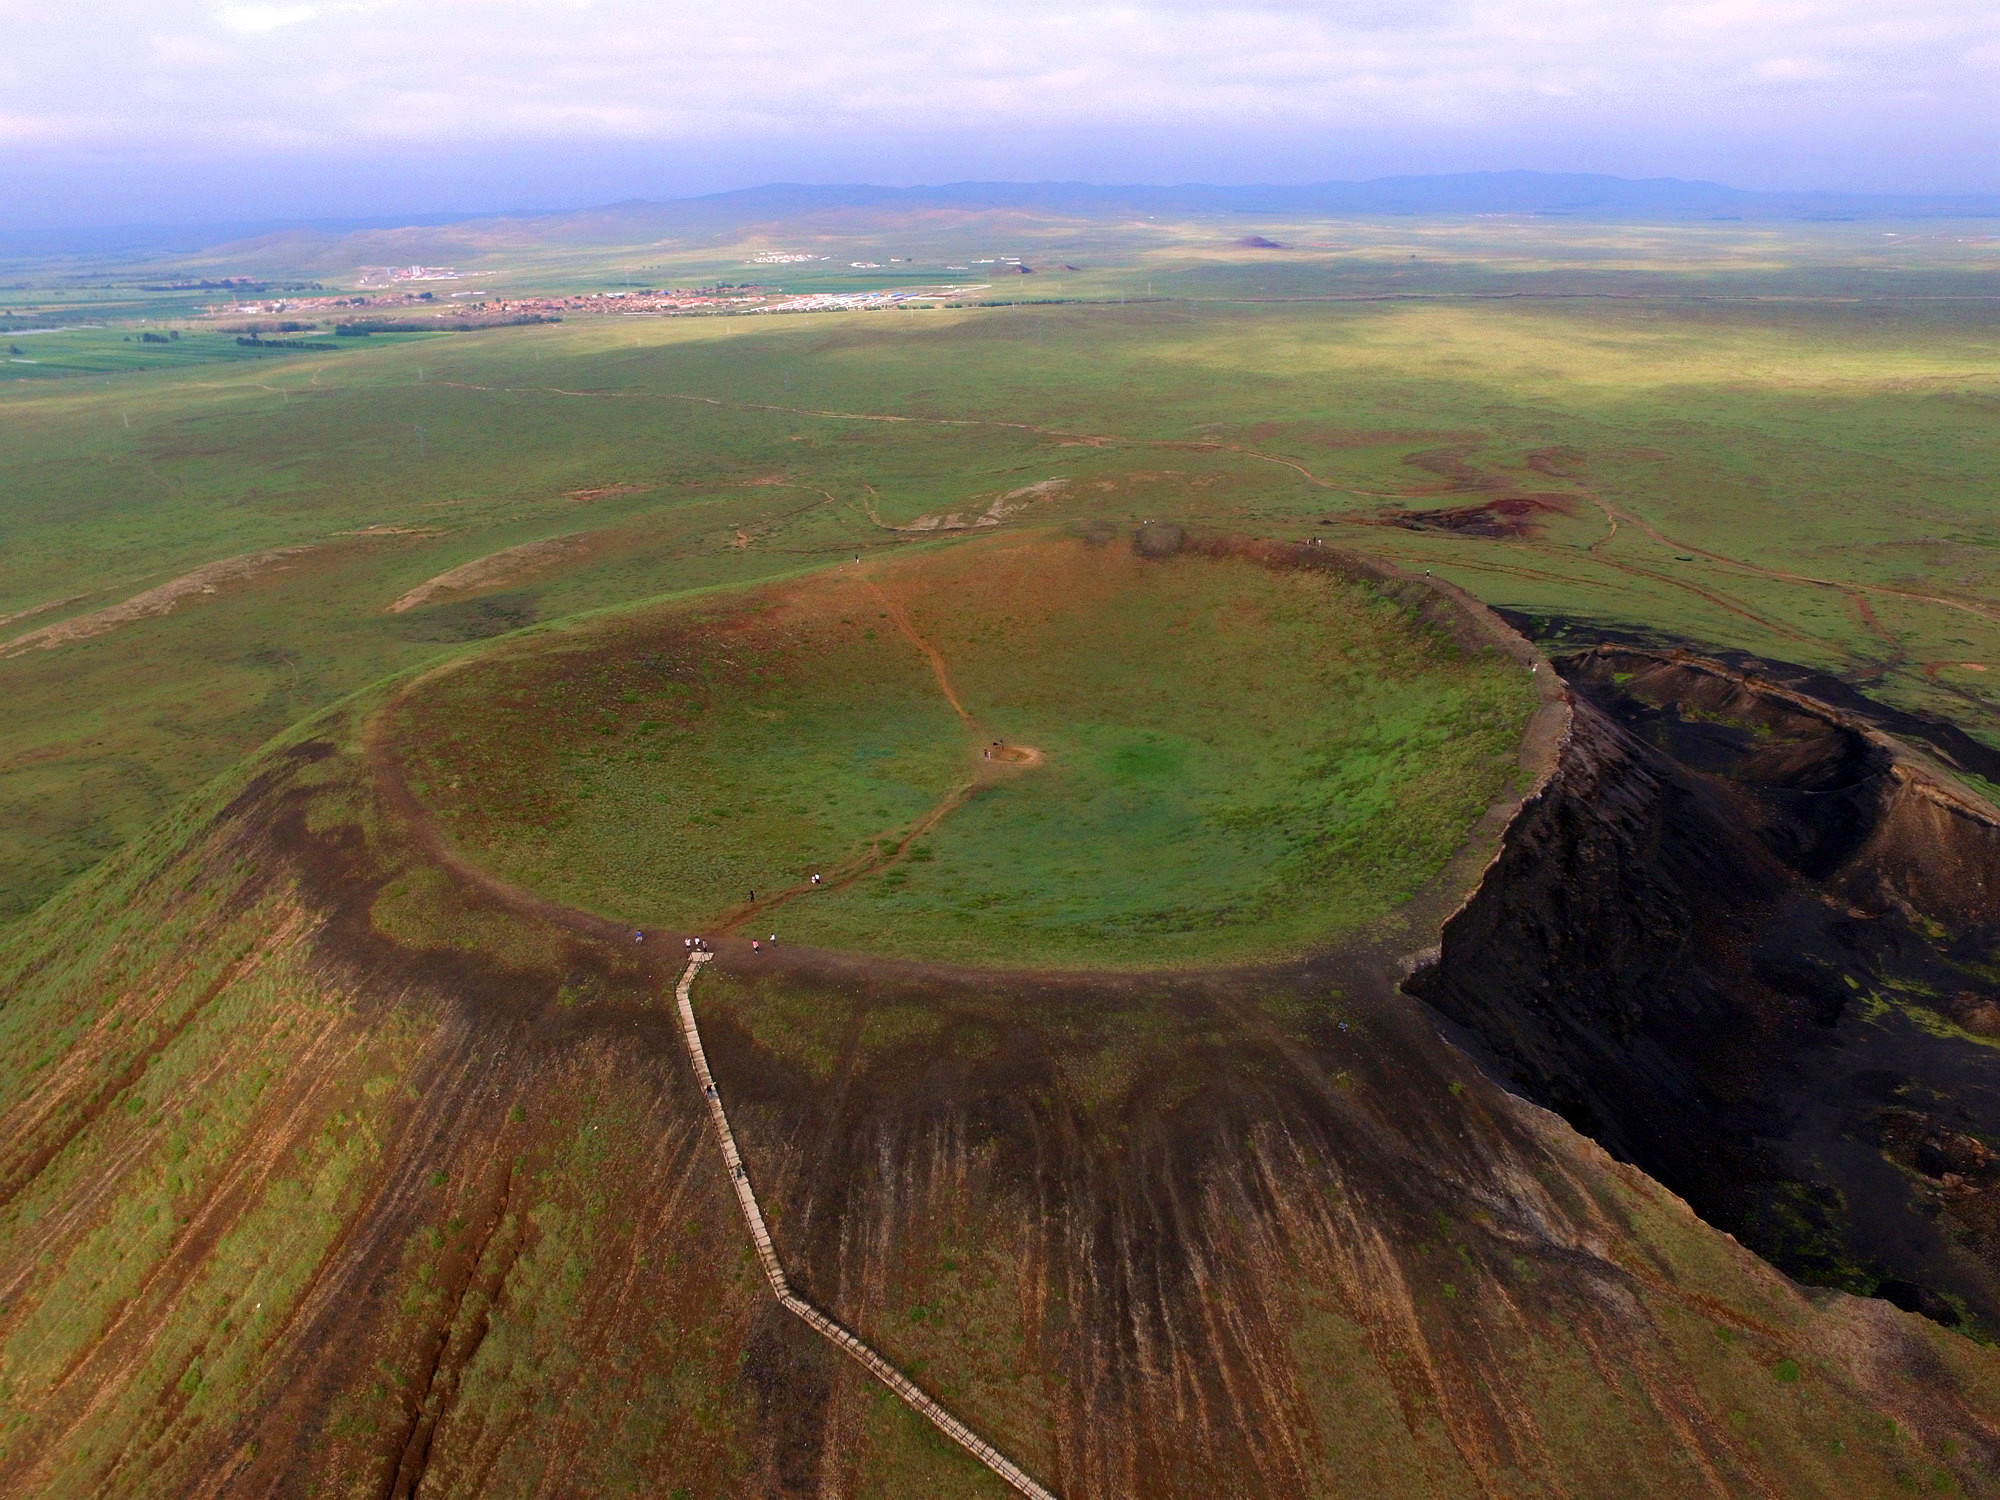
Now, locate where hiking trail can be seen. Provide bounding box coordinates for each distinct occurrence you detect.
[673,952,1058,1500]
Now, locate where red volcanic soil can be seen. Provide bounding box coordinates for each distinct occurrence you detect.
[1374,446,1584,538]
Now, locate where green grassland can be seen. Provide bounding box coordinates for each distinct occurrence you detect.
[0,326,371,379]
[0,215,1997,926]
[396,532,1534,966]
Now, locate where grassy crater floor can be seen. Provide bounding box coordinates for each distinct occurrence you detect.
[394,530,1538,966]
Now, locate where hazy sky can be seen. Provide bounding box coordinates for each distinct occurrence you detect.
[3,0,1996,225]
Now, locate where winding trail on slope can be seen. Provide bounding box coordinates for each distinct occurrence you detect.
[716,570,1040,936]
[869,577,974,723]
[672,951,1060,1500]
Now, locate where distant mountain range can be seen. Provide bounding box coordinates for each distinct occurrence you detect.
[653,173,2000,221]
[10,171,1998,260]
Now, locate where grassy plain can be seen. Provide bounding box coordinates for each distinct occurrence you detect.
[396,532,1533,965]
[0,214,1997,926]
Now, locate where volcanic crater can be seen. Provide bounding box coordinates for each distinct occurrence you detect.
[6,534,2000,1498]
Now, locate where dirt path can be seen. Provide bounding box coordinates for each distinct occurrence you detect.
[716,777,978,935]
[673,952,1060,1500]
[718,573,1037,935]
[1574,488,2000,631]
[868,580,973,723]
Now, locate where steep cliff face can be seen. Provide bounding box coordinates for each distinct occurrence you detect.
[1411,647,2000,1332]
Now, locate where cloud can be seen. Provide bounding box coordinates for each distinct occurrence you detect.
[1751,55,1844,83]
[210,3,319,34]
[0,0,1995,219]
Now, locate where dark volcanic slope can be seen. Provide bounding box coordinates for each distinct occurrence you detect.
[1492,610,2000,789]
[1412,645,2000,1335]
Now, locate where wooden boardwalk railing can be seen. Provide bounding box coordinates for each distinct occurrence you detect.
[674,953,1059,1500]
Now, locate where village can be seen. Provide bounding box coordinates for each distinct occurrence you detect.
[205,276,993,326]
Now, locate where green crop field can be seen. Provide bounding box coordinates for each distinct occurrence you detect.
[394,531,1534,966]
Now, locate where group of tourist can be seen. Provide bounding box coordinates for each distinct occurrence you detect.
[624,868,831,958]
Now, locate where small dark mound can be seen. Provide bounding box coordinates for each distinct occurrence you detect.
[392,592,539,642]
[1133,522,1185,558]
[1074,518,1120,547]
[1942,991,2000,1036]
[1236,235,1285,250]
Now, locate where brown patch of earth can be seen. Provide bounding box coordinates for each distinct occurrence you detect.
[1403,445,1511,493]
[1,546,319,656]
[388,534,594,613]
[565,482,652,503]
[1526,446,1588,479]
[892,478,1070,533]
